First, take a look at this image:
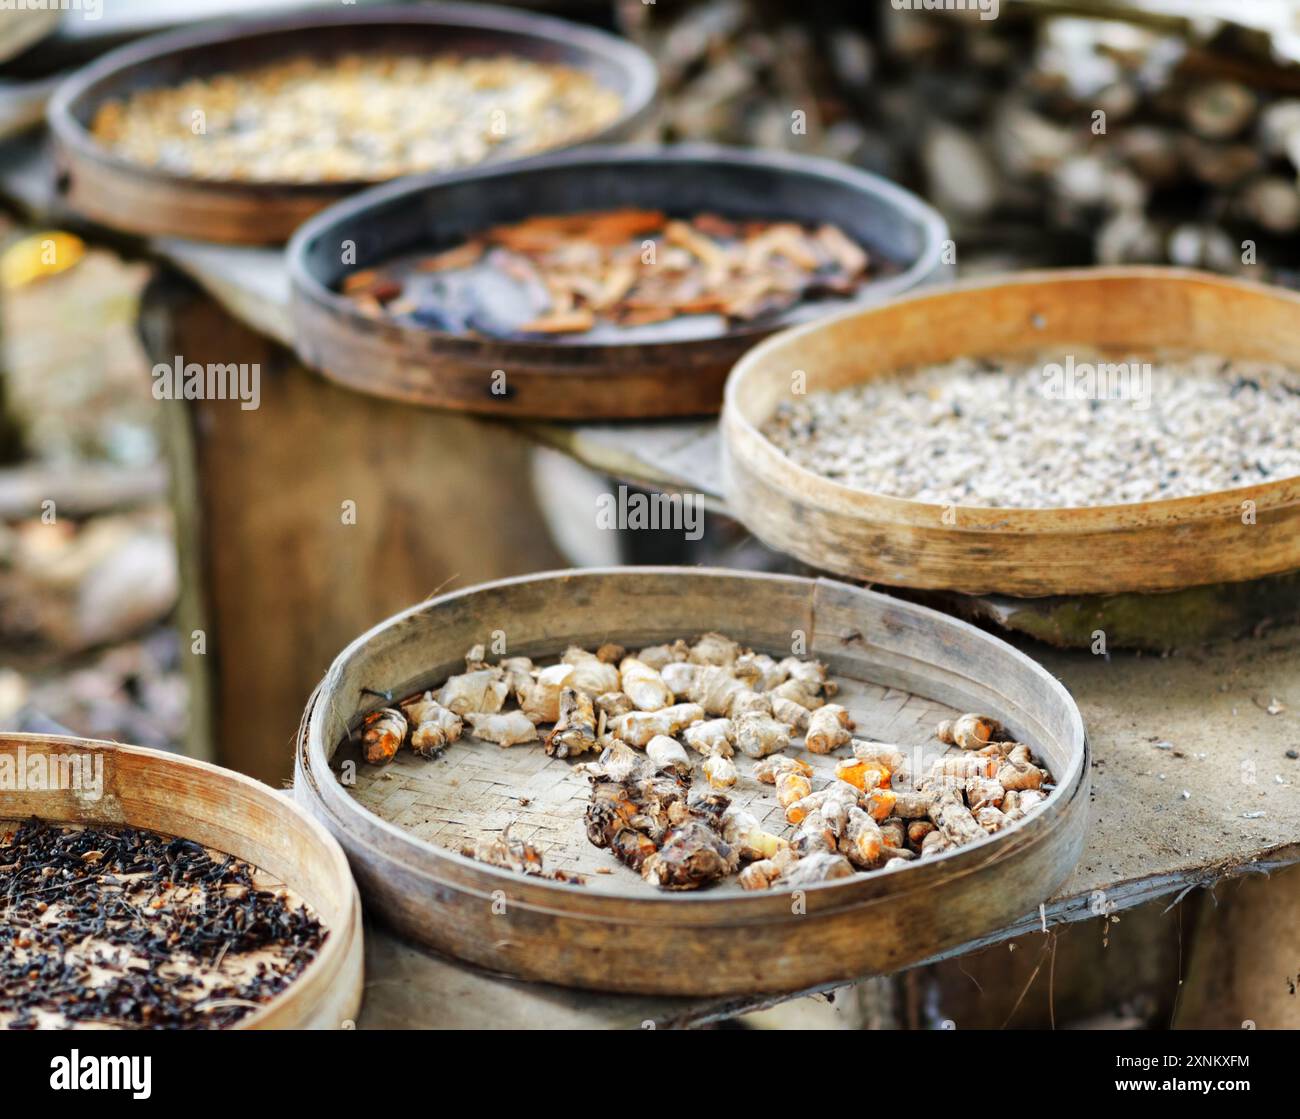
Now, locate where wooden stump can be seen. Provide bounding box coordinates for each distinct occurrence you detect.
[1174,864,1300,1029]
[140,269,565,784]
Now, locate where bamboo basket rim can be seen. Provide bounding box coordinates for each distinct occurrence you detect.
[46,1,660,197]
[300,566,1088,915]
[0,733,361,1031]
[286,142,952,361]
[723,266,1300,525]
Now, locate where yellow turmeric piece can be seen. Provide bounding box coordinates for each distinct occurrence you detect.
[862,787,897,822]
[775,770,813,809]
[834,757,888,791]
[935,712,1006,750]
[360,708,407,765]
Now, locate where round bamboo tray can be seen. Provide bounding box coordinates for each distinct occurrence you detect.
[46,3,657,245]
[287,144,949,419]
[295,567,1088,997]
[0,733,363,1029]
[723,267,1300,597]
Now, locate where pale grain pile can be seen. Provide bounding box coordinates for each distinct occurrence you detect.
[90,53,622,183]
[761,351,1300,508]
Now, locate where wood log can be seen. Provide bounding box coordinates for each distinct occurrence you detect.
[1174,863,1300,1029]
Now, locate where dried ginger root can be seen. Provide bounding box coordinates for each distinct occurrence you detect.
[401,693,463,757]
[438,667,509,716]
[659,661,697,697]
[585,761,738,890]
[730,690,773,717]
[684,664,748,716]
[998,744,1046,790]
[929,754,998,782]
[861,787,897,821]
[930,791,984,846]
[739,848,798,890]
[682,718,733,757]
[518,663,574,723]
[731,712,792,758]
[689,632,739,666]
[646,735,692,777]
[771,677,825,711]
[460,824,584,884]
[776,769,813,808]
[702,754,738,789]
[786,782,858,826]
[465,710,538,747]
[594,690,634,719]
[608,703,704,747]
[561,647,620,697]
[619,657,674,712]
[841,806,883,867]
[545,687,598,758]
[734,652,786,691]
[770,694,811,730]
[500,656,535,696]
[851,740,910,783]
[805,703,854,754]
[637,641,689,671]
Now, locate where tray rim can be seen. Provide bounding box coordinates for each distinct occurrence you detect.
[0,732,363,1031]
[297,566,1088,916]
[45,2,659,227]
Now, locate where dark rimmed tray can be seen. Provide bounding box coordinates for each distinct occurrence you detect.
[287,144,949,419]
[46,2,658,244]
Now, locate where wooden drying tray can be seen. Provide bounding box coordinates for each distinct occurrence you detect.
[723,268,1300,598]
[296,567,1088,997]
[286,145,949,419]
[44,2,657,245]
[0,734,363,1030]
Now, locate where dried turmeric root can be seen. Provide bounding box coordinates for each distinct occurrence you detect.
[936,712,1007,750]
[834,757,888,791]
[360,708,407,765]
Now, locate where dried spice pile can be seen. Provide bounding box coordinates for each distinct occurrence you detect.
[340,208,871,338]
[355,634,1053,892]
[0,819,324,1030]
[90,54,622,183]
[762,350,1300,508]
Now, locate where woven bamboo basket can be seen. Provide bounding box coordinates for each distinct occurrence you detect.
[295,567,1088,997]
[723,267,1300,597]
[0,734,363,1029]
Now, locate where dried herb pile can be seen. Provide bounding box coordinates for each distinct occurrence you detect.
[0,818,324,1030]
[340,208,871,337]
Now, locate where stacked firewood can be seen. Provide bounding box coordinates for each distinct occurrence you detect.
[618,0,1300,283]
